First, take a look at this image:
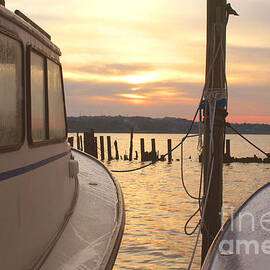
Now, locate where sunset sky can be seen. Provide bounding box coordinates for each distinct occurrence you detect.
[7,0,270,123]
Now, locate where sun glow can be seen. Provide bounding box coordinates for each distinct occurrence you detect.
[122,73,160,84]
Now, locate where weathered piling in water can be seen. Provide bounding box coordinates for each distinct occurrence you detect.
[77,133,80,150]
[168,139,172,163]
[107,136,112,161]
[114,140,119,160]
[129,128,134,161]
[94,137,98,159]
[80,135,83,151]
[84,132,91,154]
[100,136,105,161]
[151,138,158,161]
[140,138,145,162]
[84,129,97,158]
[68,137,74,147]
[226,139,231,157]
[135,151,138,160]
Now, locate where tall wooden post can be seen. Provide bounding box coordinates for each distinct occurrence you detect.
[151,138,157,161]
[168,139,172,163]
[100,136,105,161]
[129,128,134,161]
[94,137,98,159]
[77,133,80,150]
[140,138,145,162]
[225,139,231,157]
[84,131,91,154]
[80,136,83,151]
[107,136,112,161]
[202,0,227,264]
[114,140,119,160]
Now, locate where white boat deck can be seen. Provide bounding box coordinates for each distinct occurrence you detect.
[41,150,125,270]
[202,183,270,270]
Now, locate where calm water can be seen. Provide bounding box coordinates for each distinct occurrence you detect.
[70,133,270,269]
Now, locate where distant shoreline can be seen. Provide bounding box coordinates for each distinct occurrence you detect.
[67,116,270,135]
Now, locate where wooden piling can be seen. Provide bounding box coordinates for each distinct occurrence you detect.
[77,133,80,150]
[225,139,231,157]
[94,137,98,159]
[202,0,227,264]
[80,136,83,151]
[140,138,145,162]
[135,151,138,160]
[68,137,74,147]
[129,128,134,161]
[84,129,97,158]
[168,139,172,163]
[114,140,119,160]
[100,136,105,161]
[107,136,112,161]
[83,131,91,155]
[151,138,157,161]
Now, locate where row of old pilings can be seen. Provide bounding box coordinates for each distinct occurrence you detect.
[197,139,270,163]
[68,129,174,163]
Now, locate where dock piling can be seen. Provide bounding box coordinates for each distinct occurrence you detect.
[140,138,145,162]
[168,139,172,163]
[107,136,112,161]
[114,140,119,160]
[129,128,134,161]
[100,136,105,161]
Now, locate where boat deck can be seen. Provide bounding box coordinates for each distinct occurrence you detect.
[41,150,125,270]
[202,183,270,270]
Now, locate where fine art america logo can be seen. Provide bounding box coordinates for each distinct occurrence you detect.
[218,206,270,256]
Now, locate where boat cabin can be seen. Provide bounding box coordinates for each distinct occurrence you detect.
[0,5,76,269]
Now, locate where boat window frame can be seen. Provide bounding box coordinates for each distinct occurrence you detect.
[26,45,67,147]
[0,27,25,153]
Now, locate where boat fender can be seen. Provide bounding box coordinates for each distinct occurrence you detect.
[69,159,79,177]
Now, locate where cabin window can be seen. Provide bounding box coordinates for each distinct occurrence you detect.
[30,52,47,142]
[0,32,23,150]
[47,59,66,139]
[28,47,66,145]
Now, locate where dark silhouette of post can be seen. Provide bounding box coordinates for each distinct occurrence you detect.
[129,128,134,161]
[168,139,172,163]
[84,129,97,158]
[151,138,157,161]
[100,136,105,161]
[226,139,231,157]
[84,132,91,154]
[114,140,119,160]
[140,138,145,162]
[94,137,98,159]
[202,0,227,264]
[135,151,138,160]
[80,136,83,151]
[107,136,112,161]
[68,137,74,147]
[77,133,80,150]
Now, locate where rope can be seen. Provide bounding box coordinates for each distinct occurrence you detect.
[226,123,269,157]
[188,17,227,268]
[180,143,201,200]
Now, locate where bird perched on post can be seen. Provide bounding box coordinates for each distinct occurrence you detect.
[226,3,239,24]
[226,3,239,16]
